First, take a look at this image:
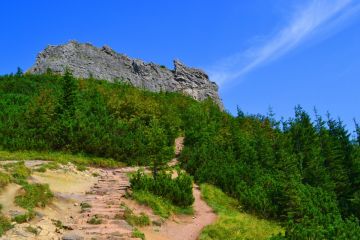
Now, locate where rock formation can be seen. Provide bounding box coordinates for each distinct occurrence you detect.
[28,41,223,107]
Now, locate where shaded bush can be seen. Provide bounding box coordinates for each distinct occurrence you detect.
[130,171,194,207]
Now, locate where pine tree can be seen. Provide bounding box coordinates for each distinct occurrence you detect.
[61,70,77,117]
[355,120,360,145]
[145,119,173,178]
[15,67,23,77]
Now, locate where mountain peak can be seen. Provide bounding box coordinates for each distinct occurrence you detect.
[28,41,223,107]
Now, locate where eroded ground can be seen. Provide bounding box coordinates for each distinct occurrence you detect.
[0,137,217,240]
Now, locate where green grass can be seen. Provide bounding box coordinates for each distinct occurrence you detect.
[0,214,12,236]
[1,160,54,225]
[121,203,151,227]
[35,166,47,173]
[26,226,39,235]
[131,190,193,219]
[35,162,61,173]
[132,228,146,240]
[0,172,11,188]
[12,211,35,223]
[3,161,31,183]
[0,150,124,168]
[80,202,92,213]
[15,183,53,210]
[199,184,284,240]
[87,215,102,224]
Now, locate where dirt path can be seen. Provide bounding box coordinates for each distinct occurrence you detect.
[0,183,23,216]
[131,137,217,240]
[140,184,217,240]
[0,137,217,240]
[0,163,140,240]
[63,168,138,240]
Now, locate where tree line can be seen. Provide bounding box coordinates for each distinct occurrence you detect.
[0,71,359,238]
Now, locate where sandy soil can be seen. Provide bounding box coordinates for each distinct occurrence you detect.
[0,183,24,216]
[0,137,217,240]
[31,169,97,195]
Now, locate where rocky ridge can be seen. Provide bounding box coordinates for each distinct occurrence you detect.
[28,41,223,107]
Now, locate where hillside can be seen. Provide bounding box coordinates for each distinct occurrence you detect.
[0,72,360,239]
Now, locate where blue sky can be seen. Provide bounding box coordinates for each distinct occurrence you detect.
[1,0,359,133]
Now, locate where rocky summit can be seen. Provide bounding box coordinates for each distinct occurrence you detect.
[28,41,223,107]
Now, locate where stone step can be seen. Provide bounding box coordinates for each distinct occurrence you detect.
[84,229,132,235]
[87,209,125,215]
[89,213,124,219]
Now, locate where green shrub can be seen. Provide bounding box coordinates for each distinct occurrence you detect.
[130,170,194,207]
[281,215,360,240]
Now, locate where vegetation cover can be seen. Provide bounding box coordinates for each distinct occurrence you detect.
[200,184,283,240]
[180,104,360,239]
[130,170,194,207]
[1,71,360,238]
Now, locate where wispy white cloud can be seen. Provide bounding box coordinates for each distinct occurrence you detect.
[209,0,360,86]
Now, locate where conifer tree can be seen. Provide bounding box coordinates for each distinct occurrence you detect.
[61,70,77,117]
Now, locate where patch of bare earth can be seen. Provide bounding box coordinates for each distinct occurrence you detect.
[0,137,217,240]
[67,168,141,240]
[0,162,141,240]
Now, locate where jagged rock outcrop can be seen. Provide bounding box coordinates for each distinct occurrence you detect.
[28,41,223,107]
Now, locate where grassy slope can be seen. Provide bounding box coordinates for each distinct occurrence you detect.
[200,184,284,240]
[0,150,124,168]
[131,190,193,219]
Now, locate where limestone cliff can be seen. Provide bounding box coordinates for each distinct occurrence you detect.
[28,41,223,107]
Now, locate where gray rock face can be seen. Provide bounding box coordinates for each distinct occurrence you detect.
[28,41,223,107]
